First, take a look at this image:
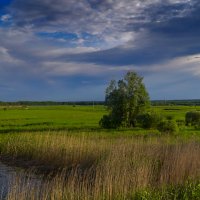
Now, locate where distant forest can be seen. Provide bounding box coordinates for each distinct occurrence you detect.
[0,100,200,106]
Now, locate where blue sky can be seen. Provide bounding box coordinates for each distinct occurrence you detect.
[0,0,200,101]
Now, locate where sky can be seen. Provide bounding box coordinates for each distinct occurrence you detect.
[0,0,200,101]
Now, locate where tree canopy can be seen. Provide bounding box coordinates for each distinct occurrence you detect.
[100,71,150,128]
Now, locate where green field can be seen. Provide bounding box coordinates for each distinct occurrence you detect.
[0,105,200,133]
[0,105,200,199]
[0,105,106,132]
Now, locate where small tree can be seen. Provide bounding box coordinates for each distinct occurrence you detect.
[100,71,150,128]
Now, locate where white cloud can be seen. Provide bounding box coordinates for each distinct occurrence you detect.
[36,47,100,58]
[41,61,135,76]
[0,14,11,22]
[135,54,200,78]
[0,46,21,64]
[169,54,200,76]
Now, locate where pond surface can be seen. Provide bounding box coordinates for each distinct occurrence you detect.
[0,162,16,199]
[0,161,41,199]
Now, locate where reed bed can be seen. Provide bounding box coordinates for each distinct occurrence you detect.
[0,132,199,199]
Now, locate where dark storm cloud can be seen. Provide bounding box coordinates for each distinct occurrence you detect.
[7,0,199,66]
[10,0,90,25]
[2,0,199,68]
[55,1,200,67]
[8,0,196,34]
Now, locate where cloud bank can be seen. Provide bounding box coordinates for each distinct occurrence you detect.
[0,0,200,100]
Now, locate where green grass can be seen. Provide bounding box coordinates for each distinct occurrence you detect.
[153,105,200,121]
[0,105,200,133]
[0,105,106,132]
[133,181,200,200]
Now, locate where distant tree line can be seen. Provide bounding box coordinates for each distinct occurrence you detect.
[0,101,105,106]
[1,99,200,106]
[152,99,200,106]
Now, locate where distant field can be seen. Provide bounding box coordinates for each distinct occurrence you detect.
[0,105,200,133]
[0,105,106,132]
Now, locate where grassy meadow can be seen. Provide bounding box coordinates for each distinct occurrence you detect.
[0,104,200,132]
[0,105,200,199]
[0,105,106,132]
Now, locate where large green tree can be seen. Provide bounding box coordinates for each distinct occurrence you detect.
[100,71,150,128]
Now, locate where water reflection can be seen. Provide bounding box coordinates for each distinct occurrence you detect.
[0,162,15,199]
[0,162,42,200]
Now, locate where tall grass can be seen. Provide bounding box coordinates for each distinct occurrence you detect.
[0,132,199,199]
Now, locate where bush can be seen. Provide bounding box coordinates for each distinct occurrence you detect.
[157,120,179,134]
[137,112,163,129]
[99,115,116,129]
[185,111,200,126]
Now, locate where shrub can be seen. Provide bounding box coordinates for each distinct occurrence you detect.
[157,120,179,134]
[137,112,163,129]
[185,111,200,126]
[99,115,116,129]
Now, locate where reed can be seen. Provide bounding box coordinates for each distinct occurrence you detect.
[0,132,199,199]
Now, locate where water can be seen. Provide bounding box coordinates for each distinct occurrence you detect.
[0,162,16,199]
[0,161,42,199]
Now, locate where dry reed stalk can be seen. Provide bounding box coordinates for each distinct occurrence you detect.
[2,133,200,200]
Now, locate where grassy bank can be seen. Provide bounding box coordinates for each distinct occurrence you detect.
[0,132,199,199]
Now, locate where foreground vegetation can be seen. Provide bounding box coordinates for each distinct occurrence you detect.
[0,132,199,199]
[0,104,199,199]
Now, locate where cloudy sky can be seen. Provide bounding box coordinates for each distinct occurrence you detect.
[0,0,200,101]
